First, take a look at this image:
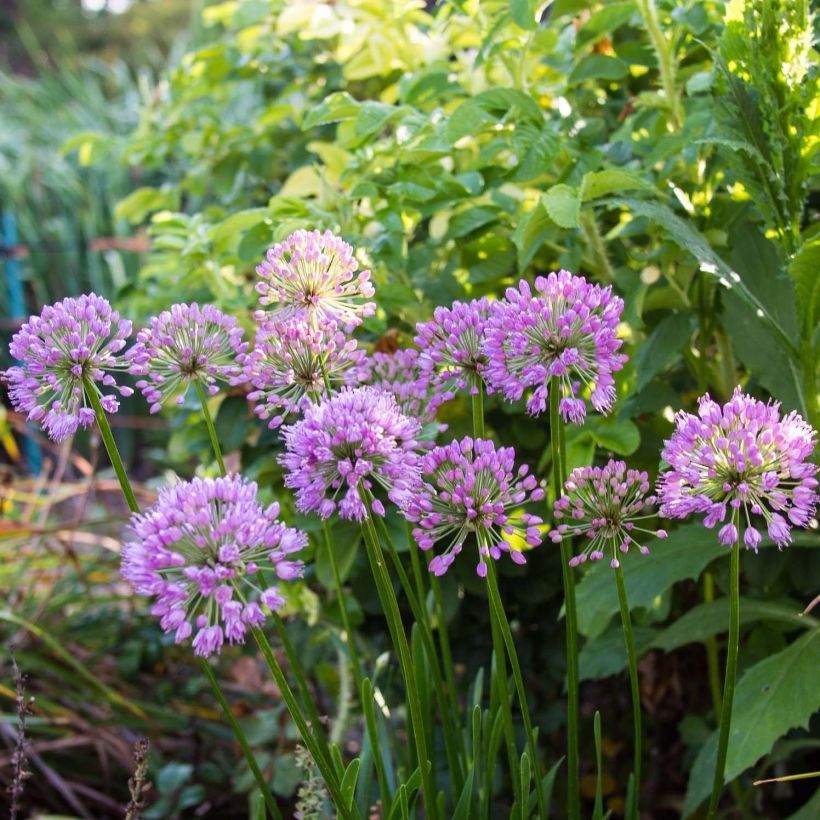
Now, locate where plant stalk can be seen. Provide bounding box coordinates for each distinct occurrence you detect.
[707,508,742,819]
[614,563,641,820]
[194,379,226,475]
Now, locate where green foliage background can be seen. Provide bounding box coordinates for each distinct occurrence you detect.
[2,1,819,817]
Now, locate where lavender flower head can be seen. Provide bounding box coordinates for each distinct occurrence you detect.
[2,293,132,441]
[350,348,439,425]
[241,315,363,429]
[278,386,422,522]
[415,297,490,406]
[484,273,626,423]
[255,229,376,331]
[658,388,817,549]
[551,460,667,569]
[121,475,306,657]
[126,303,247,414]
[403,437,544,577]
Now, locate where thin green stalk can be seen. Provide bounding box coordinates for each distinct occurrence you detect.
[324,520,364,690]
[550,380,580,820]
[703,572,723,717]
[426,552,460,722]
[708,509,742,819]
[635,0,683,128]
[359,501,440,820]
[251,627,357,820]
[194,379,226,475]
[200,659,284,820]
[472,382,485,438]
[84,380,139,513]
[614,564,641,820]
[485,558,547,818]
[377,516,466,793]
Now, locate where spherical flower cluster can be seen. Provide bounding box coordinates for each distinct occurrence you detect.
[121,475,306,657]
[484,273,626,423]
[278,386,422,522]
[255,229,376,331]
[658,388,818,549]
[3,293,133,441]
[403,437,544,577]
[349,348,439,424]
[241,315,363,429]
[551,460,667,568]
[415,297,490,405]
[126,303,247,414]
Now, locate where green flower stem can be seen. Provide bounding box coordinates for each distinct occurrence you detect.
[425,552,458,710]
[703,572,723,716]
[376,516,466,794]
[84,380,139,513]
[635,0,683,128]
[708,509,742,819]
[550,379,580,820]
[200,659,284,820]
[194,379,226,476]
[471,381,485,438]
[324,520,364,690]
[251,626,357,820]
[485,557,547,817]
[614,564,641,820]
[359,499,440,820]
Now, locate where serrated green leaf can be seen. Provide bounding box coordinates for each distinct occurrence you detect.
[542,184,580,229]
[684,629,820,816]
[586,417,641,455]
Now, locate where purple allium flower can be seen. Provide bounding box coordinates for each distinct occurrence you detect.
[241,315,363,429]
[278,386,422,522]
[415,297,490,406]
[403,437,544,577]
[126,303,247,414]
[349,348,439,424]
[255,229,376,331]
[658,387,818,549]
[550,460,667,569]
[2,293,132,441]
[121,474,306,657]
[483,273,626,423]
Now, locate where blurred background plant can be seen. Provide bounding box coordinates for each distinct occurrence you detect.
[1,1,818,818]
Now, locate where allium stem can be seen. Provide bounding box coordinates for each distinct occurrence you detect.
[84,379,139,513]
[251,627,357,820]
[200,658,284,820]
[550,378,580,820]
[194,379,226,475]
[614,564,641,820]
[708,508,742,819]
[359,498,440,820]
[425,550,459,723]
[324,520,364,690]
[471,381,485,437]
[485,558,548,818]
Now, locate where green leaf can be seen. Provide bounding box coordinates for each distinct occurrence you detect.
[580,169,655,202]
[586,416,641,455]
[786,787,820,820]
[575,2,636,50]
[447,205,502,239]
[633,312,693,389]
[452,764,476,820]
[214,396,251,453]
[510,0,539,31]
[580,624,657,680]
[157,762,193,795]
[272,753,302,797]
[569,54,629,84]
[115,187,179,224]
[303,92,361,129]
[542,184,580,229]
[575,524,721,638]
[512,201,551,270]
[340,758,361,808]
[789,237,820,333]
[683,629,820,816]
[315,522,361,589]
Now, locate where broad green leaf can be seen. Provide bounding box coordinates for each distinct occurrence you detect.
[586,417,641,455]
[303,92,361,129]
[115,186,179,224]
[208,208,269,246]
[542,184,580,229]
[633,312,693,389]
[579,624,657,680]
[789,237,820,333]
[512,201,551,270]
[574,524,721,638]
[684,629,820,816]
[581,169,655,202]
[652,598,816,653]
[315,522,361,588]
[510,0,539,31]
[575,2,636,50]
[569,54,629,84]
[447,205,502,239]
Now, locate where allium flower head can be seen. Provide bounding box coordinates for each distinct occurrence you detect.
[350,348,439,424]
[2,293,132,441]
[255,229,376,331]
[658,388,818,549]
[122,475,306,657]
[241,315,363,429]
[403,437,544,577]
[126,303,247,413]
[484,273,626,423]
[415,297,490,405]
[551,460,667,569]
[278,386,422,522]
